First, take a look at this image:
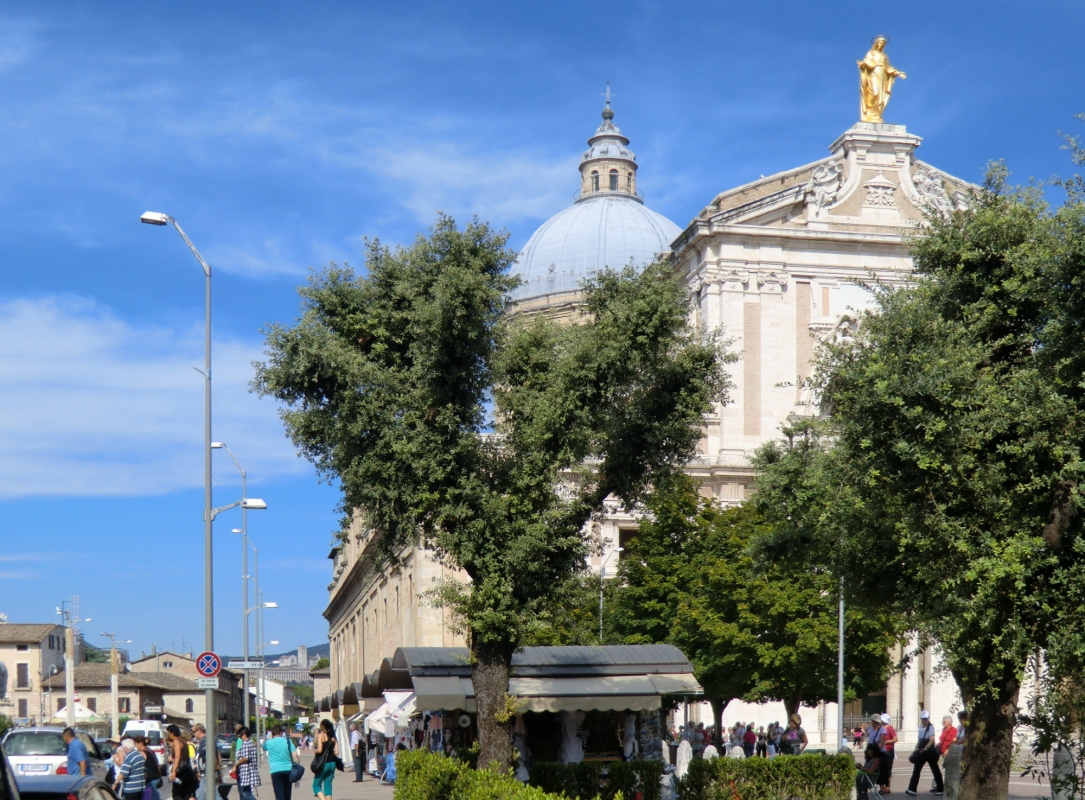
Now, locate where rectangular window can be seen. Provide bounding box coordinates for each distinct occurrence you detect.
[163,661,173,668]
[17,699,27,718]
[15,663,29,689]
[119,697,131,713]
[86,698,97,712]
[57,697,66,711]
[15,644,28,652]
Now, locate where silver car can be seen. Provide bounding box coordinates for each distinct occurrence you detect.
[1,729,105,781]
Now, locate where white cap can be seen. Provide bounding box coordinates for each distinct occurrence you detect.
[920,710,930,719]
[881,713,891,724]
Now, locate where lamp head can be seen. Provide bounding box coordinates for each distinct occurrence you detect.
[263,602,278,609]
[242,498,267,510]
[231,528,242,534]
[211,442,225,449]
[140,211,170,226]
[268,640,279,646]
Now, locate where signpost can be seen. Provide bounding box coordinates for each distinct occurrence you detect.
[227,660,264,670]
[144,705,163,714]
[259,705,268,715]
[196,652,222,678]
[197,678,220,690]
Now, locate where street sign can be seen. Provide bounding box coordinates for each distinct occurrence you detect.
[144,705,163,714]
[295,722,304,732]
[196,651,222,678]
[258,705,268,715]
[197,678,220,690]
[227,660,265,670]
[298,716,309,724]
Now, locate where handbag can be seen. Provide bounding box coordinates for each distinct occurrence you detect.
[289,762,305,783]
[310,745,331,774]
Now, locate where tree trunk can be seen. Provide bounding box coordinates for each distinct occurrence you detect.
[959,681,1020,800]
[708,697,726,747]
[783,693,802,723]
[472,638,516,773]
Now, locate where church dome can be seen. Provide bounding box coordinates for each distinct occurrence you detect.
[512,91,681,306]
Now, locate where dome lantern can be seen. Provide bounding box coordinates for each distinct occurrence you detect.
[579,84,639,202]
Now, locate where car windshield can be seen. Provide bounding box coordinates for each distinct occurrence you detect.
[4,732,66,756]
[127,731,161,746]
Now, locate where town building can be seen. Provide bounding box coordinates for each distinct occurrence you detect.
[249,675,304,719]
[0,622,68,726]
[321,66,972,745]
[43,664,171,725]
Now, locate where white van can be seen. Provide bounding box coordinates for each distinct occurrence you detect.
[121,719,167,766]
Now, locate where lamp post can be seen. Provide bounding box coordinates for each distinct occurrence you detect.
[42,665,58,725]
[100,633,131,741]
[598,547,623,642]
[212,441,252,729]
[257,638,279,741]
[246,603,277,747]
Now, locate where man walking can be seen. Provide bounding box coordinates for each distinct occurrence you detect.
[62,728,89,777]
[233,728,261,800]
[191,724,207,800]
[905,710,941,796]
[114,738,146,800]
[349,723,364,782]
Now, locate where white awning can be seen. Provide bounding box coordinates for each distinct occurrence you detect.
[363,690,413,735]
[508,676,664,712]
[412,676,476,712]
[648,673,703,695]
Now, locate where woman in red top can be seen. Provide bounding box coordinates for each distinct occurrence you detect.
[938,716,958,755]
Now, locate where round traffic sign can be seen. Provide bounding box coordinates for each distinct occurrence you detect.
[259,705,268,715]
[196,651,222,677]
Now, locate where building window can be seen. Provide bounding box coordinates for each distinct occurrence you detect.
[86,698,96,712]
[626,173,632,191]
[185,699,194,713]
[47,635,53,650]
[609,169,619,191]
[57,698,66,711]
[17,699,27,719]
[15,644,28,652]
[591,171,599,192]
[163,661,173,669]
[119,697,131,713]
[15,663,29,689]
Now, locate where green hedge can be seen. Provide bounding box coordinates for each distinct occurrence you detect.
[529,760,663,800]
[676,753,855,800]
[396,750,572,800]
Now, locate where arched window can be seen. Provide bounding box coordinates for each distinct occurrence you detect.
[591,171,599,192]
[185,698,194,713]
[609,169,619,191]
[626,173,632,191]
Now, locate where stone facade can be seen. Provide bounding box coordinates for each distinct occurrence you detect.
[0,623,67,725]
[129,650,243,729]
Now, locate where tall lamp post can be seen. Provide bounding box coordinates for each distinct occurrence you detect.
[57,598,90,729]
[100,633,131,741]
[598,547,623,642]
[141,212,267,800]
[256,637,279,745]
[212,441,252,728]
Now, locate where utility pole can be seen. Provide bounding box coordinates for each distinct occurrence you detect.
[58,597,90,729]
[101,633,130,741]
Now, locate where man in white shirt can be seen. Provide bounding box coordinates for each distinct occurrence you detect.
[349,724,364,782]
[905,710,941,796]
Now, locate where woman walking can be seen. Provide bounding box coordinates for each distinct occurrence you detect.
[264,726,300,800]
[166,725,197,800]
[312,719,338,800]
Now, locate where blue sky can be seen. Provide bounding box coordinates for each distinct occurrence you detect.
[1,0,1083,660]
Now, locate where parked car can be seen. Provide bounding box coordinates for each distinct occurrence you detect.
[0,739,23,800]
[91,742,114,761]
[1,730,106,781]
[215,734,237,762]
[14,774,117,800]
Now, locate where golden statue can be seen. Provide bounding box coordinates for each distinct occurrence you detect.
[857,36,906,123]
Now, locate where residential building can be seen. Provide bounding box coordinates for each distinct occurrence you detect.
[128,650,242,730]
[0,622,67,725]
[250,675,303,719]
[43,665,168,724]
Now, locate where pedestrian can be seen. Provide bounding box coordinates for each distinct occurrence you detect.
[742,724,756,758]
[114,738,147,800]
[263,725,299,800]
[166,725,197,800]
[956,710,967,744]
[234,728,261,800]
[135,736,164,800]
[191,724,209,800]
[781,714,808,755]
[878,713,898,793]
[312,719,338,800]
[348,723,364,783]
[61,728,89,777]
[854,726,863,747]
[905,710,941,796]
[692,723,705,759]
[755,727,767,758]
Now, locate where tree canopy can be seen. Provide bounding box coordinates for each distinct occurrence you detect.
[255,215,732,770]
[609,473,897,738]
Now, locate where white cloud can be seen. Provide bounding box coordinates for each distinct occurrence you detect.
[0,295,305,499]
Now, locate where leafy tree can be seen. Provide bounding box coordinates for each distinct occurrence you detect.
[777,167,1085,800]
[520,573,610,647]
[255,216,731,771]
[313,657,330,670]
[609,473,897,741]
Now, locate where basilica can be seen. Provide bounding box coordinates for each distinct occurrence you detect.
[322,57,973,748]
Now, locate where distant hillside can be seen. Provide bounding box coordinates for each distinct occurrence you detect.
[222,643,329,663]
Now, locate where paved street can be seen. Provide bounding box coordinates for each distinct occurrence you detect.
[237,752,394,800]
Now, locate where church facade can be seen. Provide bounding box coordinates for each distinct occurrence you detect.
[323,77,973,745]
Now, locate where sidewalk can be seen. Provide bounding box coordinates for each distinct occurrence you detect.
[232,751,394,800]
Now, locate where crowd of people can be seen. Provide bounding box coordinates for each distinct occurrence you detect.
[669,713,811,760]
[105,724,206,800]
[854,709,967,797]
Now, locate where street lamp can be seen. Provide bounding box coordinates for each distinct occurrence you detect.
[57,599,90,728]
[141,210,220,800]
[100,633,131,740]
[598,547,623,642]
